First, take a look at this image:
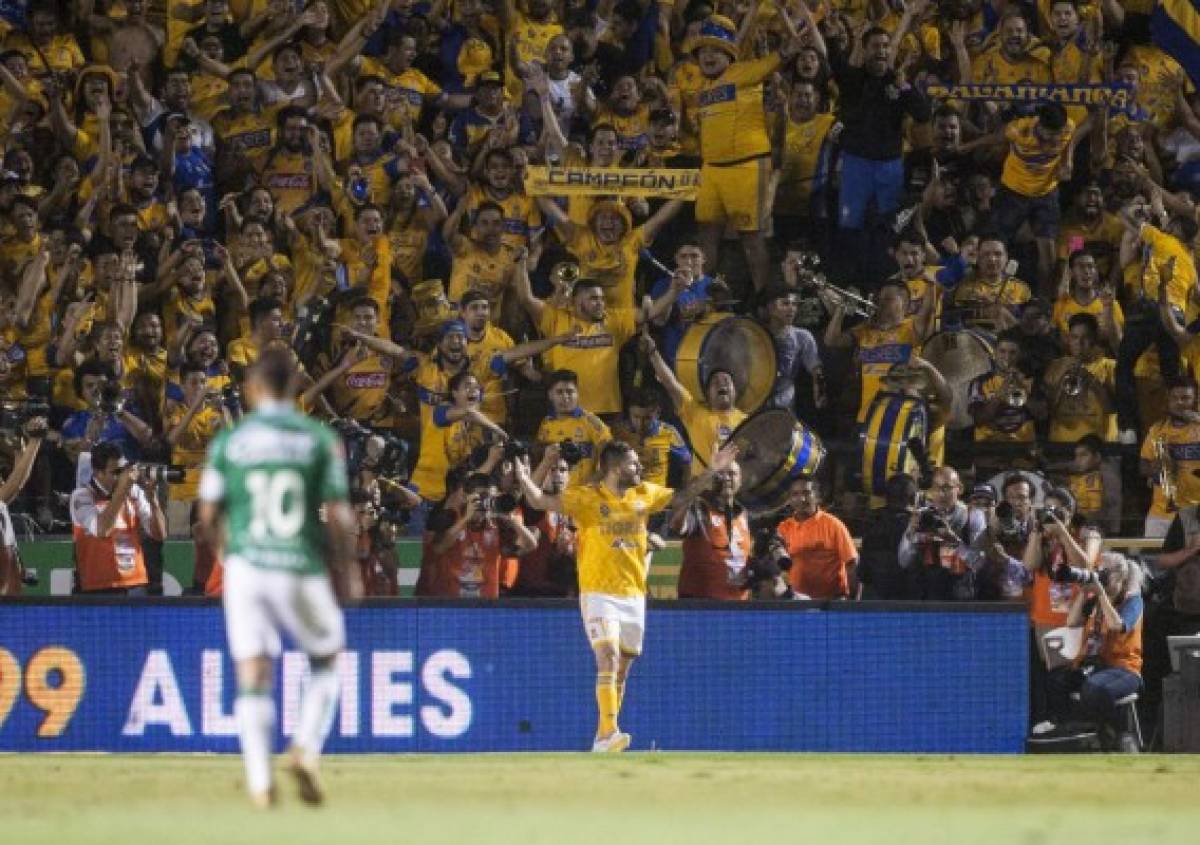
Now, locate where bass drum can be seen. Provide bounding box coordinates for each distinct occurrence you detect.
[921,329,994,429]
[728,410,825,513]
[676,313,776,413]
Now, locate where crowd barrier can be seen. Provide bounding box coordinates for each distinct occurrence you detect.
[0,599,1028,753]
[14,537,1164,598]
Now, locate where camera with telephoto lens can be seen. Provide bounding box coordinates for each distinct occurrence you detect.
[98,382,125,415]
[292,294,338,361]
[503,439,530,462]
[221,383,241,409]
[993,501,1024,543]
[477,493,518,516]
[558,439,584,466]
[1052,564,1111,587]
[138,463,185,484]
[741,525,793,593]
[332,418,409,480]
[0,400,50,435]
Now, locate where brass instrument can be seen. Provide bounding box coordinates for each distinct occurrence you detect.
[1001,371,1028,408]
[816,280,877,320]
[1154,437,1179,512]
[1060,362,1088,398]
[549,261,581,289]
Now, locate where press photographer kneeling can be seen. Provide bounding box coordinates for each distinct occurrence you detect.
[0,415,50,594]
[1036,553,1144,752]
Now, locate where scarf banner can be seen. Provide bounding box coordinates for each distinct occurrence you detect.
[524,166,701,199]
[925,82,1134,109]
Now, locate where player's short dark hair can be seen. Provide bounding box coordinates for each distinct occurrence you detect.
[91,441,124,473]
[448,370,476,393]
[464,472,496,494]
[474,200,504,219]
[1001,473,1032,497]
[249,297,283,326]
[460,289,490,309]
[276,104,308,129]
[598,439,635,473]
[862,26,889,45]
[546,369,578,390]
[1067,249,1094,268]
[1166,375,1198,394]
[248,347,296,397]
[348,295,379,315]
[589,122,618,143]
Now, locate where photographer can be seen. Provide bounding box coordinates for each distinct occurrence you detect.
[60,361,155,464]
[1039,553,1144,753]
[353,485,405,598]
[69,442,167,595]
[1022,488,1102,727]
[0,417,49,595]
[979,474,1039,601]
[419,472,536,598]
[898,467,987,601]
[670,460,751,600]
[742,528,806,601]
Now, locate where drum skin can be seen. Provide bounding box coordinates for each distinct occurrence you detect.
[921,329,994,429]
[860,392,929,497]
[728,409,825,513]
[676,314,777,413]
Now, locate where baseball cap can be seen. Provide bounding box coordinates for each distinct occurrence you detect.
[967,483,998,505]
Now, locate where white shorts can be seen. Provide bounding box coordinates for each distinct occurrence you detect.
[580,592,646,656]
[223,557,346,662]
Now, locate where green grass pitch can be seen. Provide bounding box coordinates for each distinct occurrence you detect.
[2,753,1198,845]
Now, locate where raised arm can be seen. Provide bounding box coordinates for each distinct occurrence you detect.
[512,248,546,323]
[640,331,687,410]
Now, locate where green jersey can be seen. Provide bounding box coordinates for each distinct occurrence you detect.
[199,403,349,575]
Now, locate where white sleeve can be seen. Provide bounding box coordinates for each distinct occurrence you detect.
[198,466,225,503]
[75,451,93,488]
[796,329,821,373]
[132,485,156,526]
[69,488,101,537]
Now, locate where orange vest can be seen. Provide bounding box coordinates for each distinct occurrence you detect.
[421,520,505,599]
[679,506,752,601]
[73,486,148,592]
[1090,603,1143,675]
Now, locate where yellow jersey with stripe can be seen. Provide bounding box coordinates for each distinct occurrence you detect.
[562,225,643,308]
[326,351,398,426]
[358,59,443,127]
[464,185,542,249]
[560,481,675,597]
[851,319,919,422]
[1051,294,1124,346]
[612,418,692,486]
[505,12,564,96]
[466,324,514,424]
[970,45,1052,86]
[696,54,780,165]
[1043,355,1117,443]
[162,290,217,353]
[776,113,836,215]
[952,276,1033,311]
[537,409,612,486]
[1140,419,1200,518]
[1128,225,1198,309]
[668,60,704,156]
[537,305,637,415]
[388,215,430,285]
[123,347,169,400]
[679,392,745,477]
[1123,44,1195,132]
[1050,34,1102,125]
[1055,212,1123,278]
[212,107,277,169]
[1001,115,1075,197]
[592,104,651,153]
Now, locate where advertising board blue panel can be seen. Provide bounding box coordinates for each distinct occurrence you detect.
[0,602,1028,753]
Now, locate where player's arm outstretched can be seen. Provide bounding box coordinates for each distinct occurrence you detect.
[513,455,562,513]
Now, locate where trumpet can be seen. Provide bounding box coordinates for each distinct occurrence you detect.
[549,261,581,288]
[1154,437,1179,512]
[813,279,877,319]
[1060,362,1088,398]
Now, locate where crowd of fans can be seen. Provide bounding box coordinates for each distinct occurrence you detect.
[0,0,1196,747]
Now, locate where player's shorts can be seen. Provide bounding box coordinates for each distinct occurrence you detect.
[580,592,646,656]
[223,557,345,662]
[696,157,769,232]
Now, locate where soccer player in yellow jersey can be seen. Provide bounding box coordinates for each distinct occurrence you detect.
[1140,380,1200,537]
[691,10,799,292]
[514,438,738,751]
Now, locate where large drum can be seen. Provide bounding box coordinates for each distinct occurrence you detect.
[921,329,994,429]
[676,314,776,413]
[860,391,929,497]
[728,410,825,513]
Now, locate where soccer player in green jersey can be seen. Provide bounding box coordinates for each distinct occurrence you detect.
[197,348,361,809]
